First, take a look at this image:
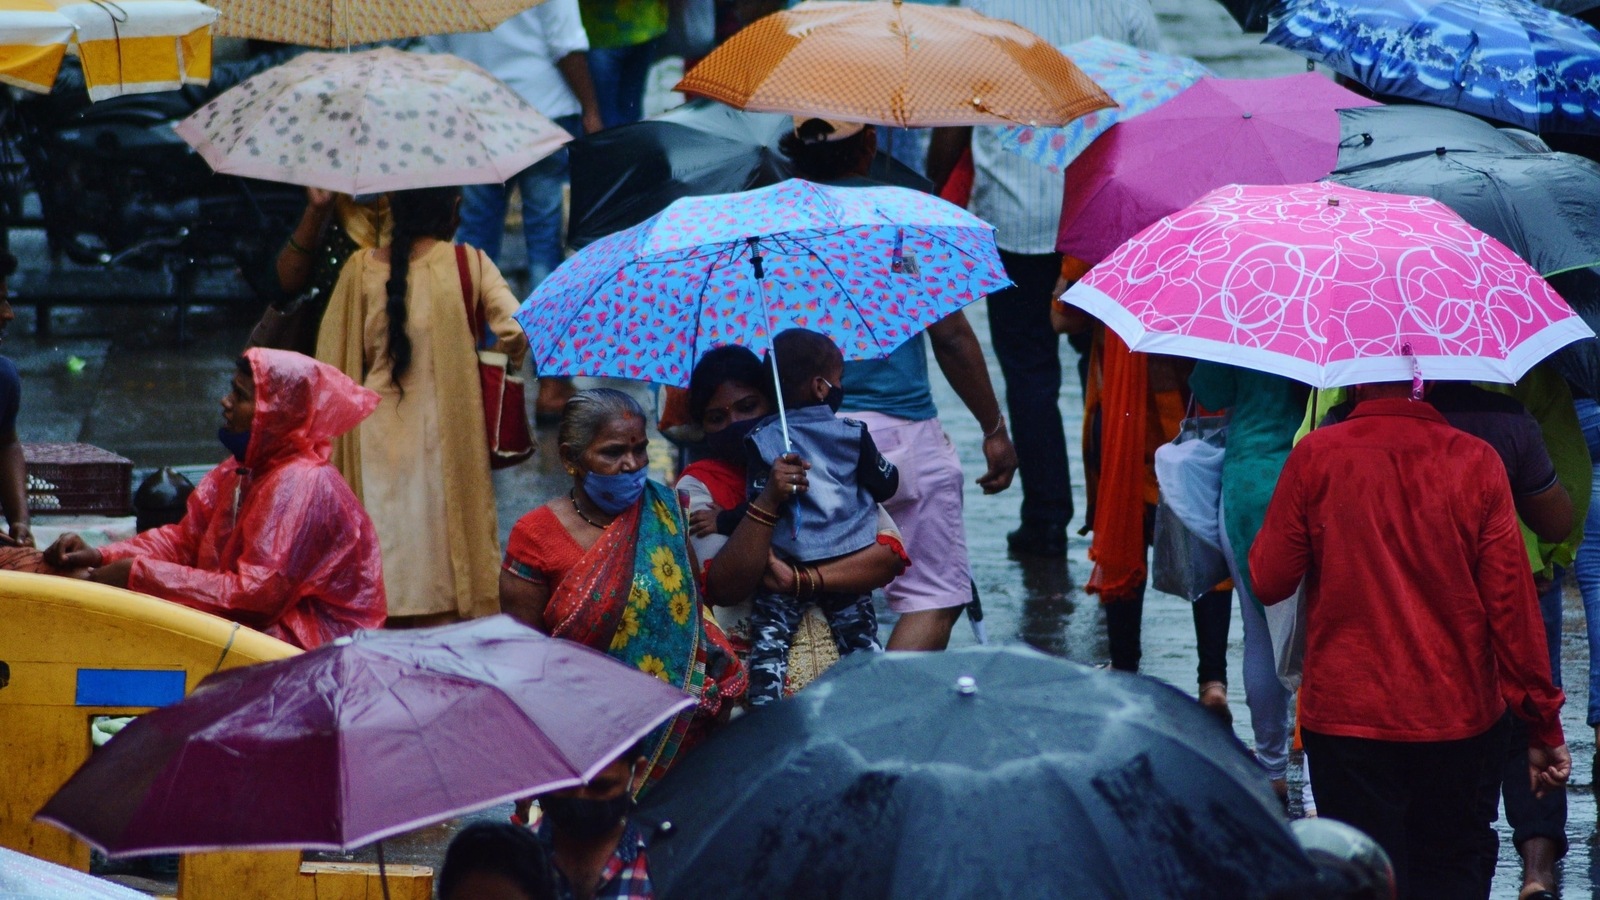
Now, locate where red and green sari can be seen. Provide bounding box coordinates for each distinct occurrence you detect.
[544,479,746,788]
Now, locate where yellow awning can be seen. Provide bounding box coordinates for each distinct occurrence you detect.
[0,0,217,101]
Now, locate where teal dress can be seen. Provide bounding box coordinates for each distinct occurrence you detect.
[1188,362,1306,604]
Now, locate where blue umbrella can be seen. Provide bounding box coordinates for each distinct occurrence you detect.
[515,179,1011,389]
[1266,0,1600,134]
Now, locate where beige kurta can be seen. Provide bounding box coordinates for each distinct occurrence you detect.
[316,241,528,619]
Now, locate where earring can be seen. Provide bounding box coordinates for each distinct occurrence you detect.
[565,466,578,476]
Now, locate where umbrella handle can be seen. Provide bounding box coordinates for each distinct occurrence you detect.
[376,840,391,900]
[769,347,791,451]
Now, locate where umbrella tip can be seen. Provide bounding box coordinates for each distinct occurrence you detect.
[955,675,977,696]
[1435,146,1447,156]
[333,636,354,647]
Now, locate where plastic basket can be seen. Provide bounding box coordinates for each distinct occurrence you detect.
[24,443,133,516]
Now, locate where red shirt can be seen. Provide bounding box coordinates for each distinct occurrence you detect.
[1249,399,1564,747]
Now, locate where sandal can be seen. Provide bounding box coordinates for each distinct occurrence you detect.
[1198,680,1232,727]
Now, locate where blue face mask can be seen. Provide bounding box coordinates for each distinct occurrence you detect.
[585,469,647,515]
[217,428,251,463]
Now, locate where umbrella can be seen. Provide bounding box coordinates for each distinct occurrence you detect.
[1264,0,1600,135]
[995,38,1212,175]
[0,845,147,899]
[634,646,1319,899]
[1328,113,1600,281]
[208,0,543,48]
[567,98,933,248]
[516,178,1011,388]
[36,615,694,856]
[674,0,1114,127]
[174,47,570,194]
[1211,0,1284,33]
[0,0,218,102]
[1055,73,1379,267]
[1333,103,1544,170]
[1062,181,1593,387]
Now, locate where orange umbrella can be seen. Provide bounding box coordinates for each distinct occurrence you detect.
[674,0,1113,128]
[208,0,543,48]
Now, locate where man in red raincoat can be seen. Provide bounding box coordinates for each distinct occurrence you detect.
[44,348,386,649]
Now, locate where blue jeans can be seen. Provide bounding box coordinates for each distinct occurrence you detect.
[455,114,581,289]
[588,39,659,128]
[1576,397,1600,723]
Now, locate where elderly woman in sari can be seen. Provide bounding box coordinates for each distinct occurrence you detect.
[500,388,745,788]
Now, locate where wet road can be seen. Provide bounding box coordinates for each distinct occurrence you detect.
[9,3,1590,897]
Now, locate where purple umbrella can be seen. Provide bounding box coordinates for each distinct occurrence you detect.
[36,615,694,857]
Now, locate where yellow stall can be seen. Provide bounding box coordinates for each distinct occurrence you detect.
[0,572,431,898]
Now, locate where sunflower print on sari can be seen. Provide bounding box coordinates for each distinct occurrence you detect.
[669,592,692,625]
[638,654,670,681]
[610,604,642,651]
[652,497,680,535]
[650,545,685,593]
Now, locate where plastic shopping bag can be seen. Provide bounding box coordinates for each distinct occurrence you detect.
[1151,416,1230,602]
[1264,583,1306,691]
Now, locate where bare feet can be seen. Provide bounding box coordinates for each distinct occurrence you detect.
[1198,681,1231,726]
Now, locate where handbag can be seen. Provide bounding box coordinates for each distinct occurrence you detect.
[1150,414,1230,602]
[455,245,535,469]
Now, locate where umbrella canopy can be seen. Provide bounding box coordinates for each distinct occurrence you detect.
[1329,113,1600,280]
[674,0,1113,127]
[1334,103,1545,169]
[174,47,570,194]
[996,38,1212,175]
[635,646,1319,899]
[567,98,931,248]
[517,178,1011,387]
[0,0,218,102]
[0,845,147,899]
[1063,181,1592,387]
[36,615,694,856]
[1265,0,1600,135]
[1211,0,1283,32]
[1056,73,1378,267]
[208,0,542,47]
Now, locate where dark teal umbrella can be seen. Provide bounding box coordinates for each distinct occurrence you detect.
[636,646,1317,900]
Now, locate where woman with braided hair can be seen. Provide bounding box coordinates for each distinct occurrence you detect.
[317,187,528,626]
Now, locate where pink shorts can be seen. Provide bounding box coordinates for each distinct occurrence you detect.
[849,411,972,613]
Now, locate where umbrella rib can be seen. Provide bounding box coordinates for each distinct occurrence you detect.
[538,236,638,373]
[687,239,745,361]
[767,230,893,354]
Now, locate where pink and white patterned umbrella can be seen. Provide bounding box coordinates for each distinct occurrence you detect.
[1063,181,1593,387]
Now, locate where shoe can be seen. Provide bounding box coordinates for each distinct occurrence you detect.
[1519,891,1556,900]
[535,377,577,425]
[1198,681,1232,727]
[1007,523,1066,558]
[1270,777,1290,816]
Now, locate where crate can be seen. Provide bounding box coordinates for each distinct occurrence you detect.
[24,443,133,516]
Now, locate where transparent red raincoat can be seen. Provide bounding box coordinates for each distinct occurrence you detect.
[99,348,386,649]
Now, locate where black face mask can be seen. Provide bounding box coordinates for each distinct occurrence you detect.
[540,790,633,841]
[823,380,844,414]
[704,416,760,460]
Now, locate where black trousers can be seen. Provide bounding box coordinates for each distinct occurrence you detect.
[1191,589,1231,685]
[1474,711,1567,884]
[1303,723,1504,900]
[987,250,1073,531]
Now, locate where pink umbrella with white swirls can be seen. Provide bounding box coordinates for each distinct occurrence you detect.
[1062,181,1593,387]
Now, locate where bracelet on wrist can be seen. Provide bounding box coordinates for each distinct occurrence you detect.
[285,235,314,256]
[983,415,1007,439]
[745,505,778,528]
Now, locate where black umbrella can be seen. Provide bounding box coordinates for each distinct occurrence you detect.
[1333,104,1543,171]
[567,98,932,248]
[1211,0,1282,33]
[635,646,1317,900]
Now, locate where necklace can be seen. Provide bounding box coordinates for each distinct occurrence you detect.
[569,489,610,530]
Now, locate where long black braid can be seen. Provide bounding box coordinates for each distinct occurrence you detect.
[383,186,463,392]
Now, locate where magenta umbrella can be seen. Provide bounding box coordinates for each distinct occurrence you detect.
[1062,181,1593,386]
[1055,73,1380,267]
[36,615,694,857]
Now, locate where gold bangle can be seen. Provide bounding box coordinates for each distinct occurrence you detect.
[745,506,777,528]
[285,235,313,256]
[789,562,803,599]
[812,565,825,595]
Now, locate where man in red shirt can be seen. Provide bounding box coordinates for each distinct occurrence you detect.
[1250,382,1570,899]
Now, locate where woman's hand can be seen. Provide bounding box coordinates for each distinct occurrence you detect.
[306,186,336,210]
[44,533,102,570]
[688,503,721,538]
[758,453,810,509]
[761,551,797,594]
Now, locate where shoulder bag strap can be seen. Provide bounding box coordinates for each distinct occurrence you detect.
[454,243,480,350]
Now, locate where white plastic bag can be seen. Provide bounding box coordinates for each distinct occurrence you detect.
[1151,416,1230,601]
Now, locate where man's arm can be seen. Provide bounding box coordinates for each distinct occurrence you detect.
[98,470,220,567]
[555,52,605,135]
[926,127,973,194]
[1518,480,1574,545]
[1247,447,1311,604]
[926,312,1017,494]
[856,429,899,503]
[0,430,29,546]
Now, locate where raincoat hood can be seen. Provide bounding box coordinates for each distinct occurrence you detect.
[241,348,380,472]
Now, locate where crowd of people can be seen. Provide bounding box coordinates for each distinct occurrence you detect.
[0,0,1591,897]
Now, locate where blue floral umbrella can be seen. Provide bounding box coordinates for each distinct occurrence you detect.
[1266,0,1600,134]
[996,38,1212,174]
[515,179,1011,389]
